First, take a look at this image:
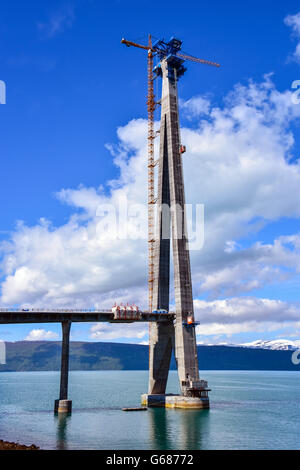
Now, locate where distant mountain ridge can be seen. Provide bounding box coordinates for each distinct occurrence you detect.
[203,339,300,351]
[0,340,299,372]
[239,339,300,351]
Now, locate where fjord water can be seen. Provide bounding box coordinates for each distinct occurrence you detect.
[0,370,299,450]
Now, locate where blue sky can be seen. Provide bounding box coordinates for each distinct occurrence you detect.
[1,0,300,345]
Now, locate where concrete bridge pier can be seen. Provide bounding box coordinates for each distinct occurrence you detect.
[54,321,72,414]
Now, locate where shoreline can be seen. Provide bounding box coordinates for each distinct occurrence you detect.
[0,439,39,450]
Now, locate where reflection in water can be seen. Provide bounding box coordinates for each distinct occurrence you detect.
[148,407,210,450]
[178,409,209,449]
[148,409,171,449]
[55,413,71,450]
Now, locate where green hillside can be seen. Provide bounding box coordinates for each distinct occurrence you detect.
[0,341,299,372]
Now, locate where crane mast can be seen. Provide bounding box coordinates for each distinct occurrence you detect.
[122,35,156,311]
[147,35,156,312]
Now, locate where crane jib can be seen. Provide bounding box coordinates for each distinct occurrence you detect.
[121,36,220,68]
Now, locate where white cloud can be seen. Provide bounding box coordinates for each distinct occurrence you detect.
[194,297,300,338]
[284,11,300,63]
[180,96,211,118]
[195,235,300,297]
[25,329,59,341]
[2,75,300,339]
[195,297,300,325]
[37,5,75,38]
[90,323,148,341]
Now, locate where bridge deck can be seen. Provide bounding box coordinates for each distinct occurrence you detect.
[0,309,175,324]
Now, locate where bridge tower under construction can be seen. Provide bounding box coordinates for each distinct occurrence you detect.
[131,37,218,408]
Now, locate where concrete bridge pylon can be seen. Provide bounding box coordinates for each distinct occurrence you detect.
[142,57,210,409]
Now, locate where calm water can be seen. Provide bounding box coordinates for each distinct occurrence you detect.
[0,370,299,450]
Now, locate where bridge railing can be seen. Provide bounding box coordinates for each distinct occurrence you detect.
[0,308,112,313]
[0,307,175,314]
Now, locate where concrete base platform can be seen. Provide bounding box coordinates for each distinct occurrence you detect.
[54,399,72,414]
[141,394,209,409]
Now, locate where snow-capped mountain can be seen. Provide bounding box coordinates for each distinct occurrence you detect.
[239,339,300,351]
[197,339,300,350]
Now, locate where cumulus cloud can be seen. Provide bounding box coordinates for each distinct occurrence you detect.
[195,235,300,297]
[180,96,211,118]
[2,75,300,340]
[25,329,59,341]
[284,11,300,63]
[195,296,299,324]
[90,323,148,341]
[194,297,300,338]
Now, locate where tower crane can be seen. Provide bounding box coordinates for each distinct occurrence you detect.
[121,36,220,312]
